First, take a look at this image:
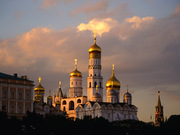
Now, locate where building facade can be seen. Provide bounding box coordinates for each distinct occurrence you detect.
[0,72,34,118]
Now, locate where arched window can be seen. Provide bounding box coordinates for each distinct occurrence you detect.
[69,101,74,110]
[89,82,91,88]
[63,107,66,111]
[77,99,81,103]
[62,100,66,105]
[99,82,102,88]
[94,81,97,87]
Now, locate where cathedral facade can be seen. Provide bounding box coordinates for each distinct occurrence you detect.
[52,35,138,121]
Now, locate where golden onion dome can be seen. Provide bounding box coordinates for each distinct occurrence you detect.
[106,65,120,90]
[89,37,101,53]
[34,77,45,92]
[70,59,82,77]
[70,68,82,77]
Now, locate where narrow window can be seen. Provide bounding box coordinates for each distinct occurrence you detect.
[99,82,102,88]
[94,82,97,87]
[69,101,74,110]
[89,82,91,88]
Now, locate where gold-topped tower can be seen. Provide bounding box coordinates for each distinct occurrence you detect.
[69,59,83,97]
[87,33,103,101]
[34,77,45,103]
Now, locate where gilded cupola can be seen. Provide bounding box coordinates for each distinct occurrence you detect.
[106,65,120,90]
[70,59,82,77]
[89,32,101,53]
[34,77,45,93]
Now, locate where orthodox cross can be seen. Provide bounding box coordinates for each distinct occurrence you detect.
[75,59,77,69]
[38,76,41,83]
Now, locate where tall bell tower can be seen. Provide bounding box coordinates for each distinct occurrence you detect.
[87,33,103,101]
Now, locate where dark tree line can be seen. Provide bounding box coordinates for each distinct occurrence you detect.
[0,111,180,135]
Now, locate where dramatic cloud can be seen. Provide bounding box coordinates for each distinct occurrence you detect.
[77,18,117,36]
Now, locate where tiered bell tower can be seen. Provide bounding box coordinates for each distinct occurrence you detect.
[69,59,83,97]
[87,34,103,101]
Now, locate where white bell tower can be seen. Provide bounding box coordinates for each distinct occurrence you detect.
[87,33,103,101]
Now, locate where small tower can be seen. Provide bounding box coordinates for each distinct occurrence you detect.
[57,81,63,101]
[106,64,120,103]
[69,59,83,97]
[87,33,103,101]
[34,77,45,104]
[123,85,132,105]
[47,90,52,106]
[92,85,102,102]
[155,91,164,126]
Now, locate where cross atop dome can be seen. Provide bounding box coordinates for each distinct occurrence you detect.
[93,31,96,43]
[38,76,41,83]
[75,59,78,69]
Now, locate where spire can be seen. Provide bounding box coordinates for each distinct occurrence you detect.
[75,59,77,70]
[157,91,161,106]
[59,81,61,88]
[126,85,129,92]
[112,64,115,77]
[93,31,96,44]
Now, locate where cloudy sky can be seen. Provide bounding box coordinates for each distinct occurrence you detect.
[1,0,180,122]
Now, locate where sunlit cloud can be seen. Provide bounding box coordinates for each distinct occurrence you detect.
[77,18,117,36]
[125,16,154,28]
